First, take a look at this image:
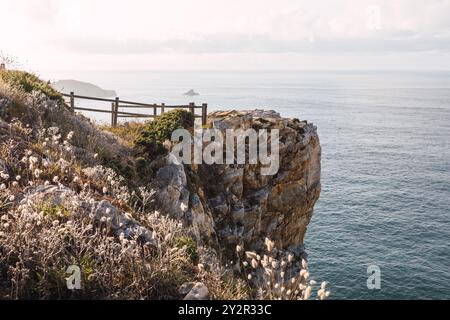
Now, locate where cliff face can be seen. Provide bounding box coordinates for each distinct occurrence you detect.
[154,110,321,256]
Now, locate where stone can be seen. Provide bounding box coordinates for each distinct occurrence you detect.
[183,282,210,300]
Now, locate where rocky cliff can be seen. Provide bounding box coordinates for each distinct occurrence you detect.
[153,110,321,257]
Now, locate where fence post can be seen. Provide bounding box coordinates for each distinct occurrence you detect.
[161,103,165,114]
[189,102,195,117]
[114,97,119,127]
[70,92,75,111]
[153,105,157,117]
[202,103,208,126]
[111,102,115,126]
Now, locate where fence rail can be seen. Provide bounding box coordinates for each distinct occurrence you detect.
[62,92,207,127]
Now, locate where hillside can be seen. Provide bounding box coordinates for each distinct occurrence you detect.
[0,70,327,300]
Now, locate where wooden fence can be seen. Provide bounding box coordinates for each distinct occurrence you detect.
[62,92,208,127]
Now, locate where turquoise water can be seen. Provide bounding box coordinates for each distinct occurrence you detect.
[50,70,450,299]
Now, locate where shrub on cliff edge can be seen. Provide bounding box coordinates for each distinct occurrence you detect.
[135,109,195,157]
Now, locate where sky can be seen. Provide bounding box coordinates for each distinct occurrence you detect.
[1,0,450,75]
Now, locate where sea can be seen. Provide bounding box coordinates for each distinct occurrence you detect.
[45,70,450,299]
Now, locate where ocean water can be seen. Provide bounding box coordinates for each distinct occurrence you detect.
[48,70,450,299]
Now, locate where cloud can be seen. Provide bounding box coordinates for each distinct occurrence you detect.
[57,32,450,55]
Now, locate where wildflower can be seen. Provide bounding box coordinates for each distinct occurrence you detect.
[3,223,10,229]
[102,187,108,194]
[12,181,18,187]
[243,261,248,267]
[0,172,10,180]
[198,264,205,272]
[299,283,306,291]
[288,254,294,263]
[271,260,279,269]
[100,217,107,223]
[310,280,317,286]
[245,251,258,260]
[251,259,258,269]
[304,286,312,300]
[52,220,59,227]
[280,271,285,278]
[0,184,6,190]
[44,180,50,186]
[8,195,15,202]
[302,259,308,269]
[300,269,307,278]
[286,289,292,296]
[321,281,328,290]
[1,215,8,222]
[52,176,59,183]
[15,175,21,181]
[34,169,41,178]
[325,291,331,298]
[265,237,274,253]
[93,153,99,159]
[67,131,74,140]
[105,208,111,215]
[119,233,125,241]
[274,283,279,289]
[247,274,252,280]
[26,150,33,156]
[236,245,243,253]
[73,176,80,183]
[29,156,38,165]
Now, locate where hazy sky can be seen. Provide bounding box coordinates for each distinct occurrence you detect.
[1,0,450,74]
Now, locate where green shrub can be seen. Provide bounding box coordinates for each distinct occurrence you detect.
[175,236,199,264]
[0,70,64,103]
[135,109,195,157]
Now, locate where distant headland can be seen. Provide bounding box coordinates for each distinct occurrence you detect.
[51,79,117,97]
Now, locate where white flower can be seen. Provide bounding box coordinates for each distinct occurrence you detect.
[321,281,328,290]
[105,208,111,215]
[3,223,10,229]
[93,153,99,159]
[0,184,6,190]
[34,169,41,178]
[52,176,59,183]
[67,131,74,140]
[251,259,258,269]
[15,175,21,181]
[29,156,38,165]
[302,259,308,269]
[288,254,294,263]
[247,274,252,280]
[0,172,10,180]
[304,286,312,300]
[12,181,18,187]
[26,150,33,156]
[265,237,274,252]
[52,220,60,227]
[8,195,15,202]
[236,245,243,253]
[310,280,317,286]
[317,288,325,300]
